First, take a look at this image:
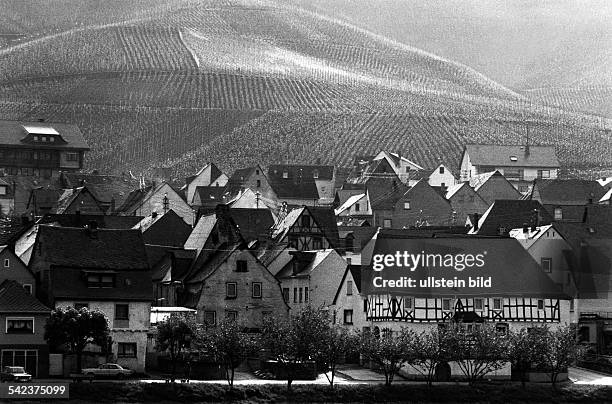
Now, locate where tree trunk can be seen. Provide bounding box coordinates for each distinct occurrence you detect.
[287,378,293,392]
[76,350,83,373]
[230,368,235,388]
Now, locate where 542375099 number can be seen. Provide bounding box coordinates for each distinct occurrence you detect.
[0,383,69,399]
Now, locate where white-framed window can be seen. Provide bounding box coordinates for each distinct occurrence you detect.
[3,259,9,268]
[473,298,484,311]
[0,186,6,195]
[6,317,34,334]
[117,343,137,358]
[343,309,353,325]
[496,323,509,335]
[492,298,503,311]
[442,298,453,312]
[554,208,563,220]
[22,284,32,295]
[403,296,414,312]
[404,201,411,210]
[282,171,288,179]
[537,299,545,311]
[204,311,216,326]
[252,282,262,298]
[226,282,237,298]
[66,152,79,162]
[541,258,552,273]
[226,311,238,322]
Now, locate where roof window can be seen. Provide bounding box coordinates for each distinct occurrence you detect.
[510,156,518,162]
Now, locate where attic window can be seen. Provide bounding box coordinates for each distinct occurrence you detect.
[510,156,518,162]
[554,208,563,220]
[439,166,445,174]
[283,171,288,179]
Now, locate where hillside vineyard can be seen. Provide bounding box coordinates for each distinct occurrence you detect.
[0,0,610,178]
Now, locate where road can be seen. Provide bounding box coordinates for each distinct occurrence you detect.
[35,366,612,386]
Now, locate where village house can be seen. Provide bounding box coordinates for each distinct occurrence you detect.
[372,180,454,229]
[181,241,289,329]
[444,182,489,225]
[59,172,142,214]
[0,245,35,294]
[275,249,346,312]
[355,231,570,378]
[271,205,338,251]
[334,190,372,220]
[0,178,14,215]
[268,164,336,205]
[468,170,521,205]
[0,280,51,378]
[151,248,196,308]
[225,165,278,208]
[460,144,560,193]
[527,179,605,222]
[28,225,152,373]
[357,151,424,185]
[509,224,576,320]
[54,186,106,215]
[182,163,228,206]
[330,265,365,329]
[115,181,195,226]
[426,163,456,189]
[0,120,89,178]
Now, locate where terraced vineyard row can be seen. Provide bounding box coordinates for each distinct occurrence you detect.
[170,110,612,177]
[116,25,197,70]
[523,86,612,118]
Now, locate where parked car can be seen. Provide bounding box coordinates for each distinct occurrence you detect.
[1,366,32,382]
[81,363,134,379]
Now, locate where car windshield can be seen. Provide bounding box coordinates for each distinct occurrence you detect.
[8,367,26,373]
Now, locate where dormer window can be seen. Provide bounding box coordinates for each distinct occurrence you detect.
[86,272,116,288]
[313,170,319,179]
[510,156,518,162]
[554,208,563,220]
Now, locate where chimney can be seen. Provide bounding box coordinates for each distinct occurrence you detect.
[473,213,480,231]
[531,208,539,232]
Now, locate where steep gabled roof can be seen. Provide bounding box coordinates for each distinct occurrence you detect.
[39,214,143,229]
[60,172,140,207]
[137,210,192,248]
[0,280,50,313]
[469,170,503,191]
[531,179,605,205]
[35,225,149,270]
[472,200,553,236]
[0,120,89,149]
[229,208,274,242]
[268,164,334,181]
[276,250,334,279]
[270,178,319,200]
[332,264,362,305]
[366,236,567,298]
[55,186,105,214]
[465,144,559,168]
[335,193,366,215]
[193,186,227,206]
